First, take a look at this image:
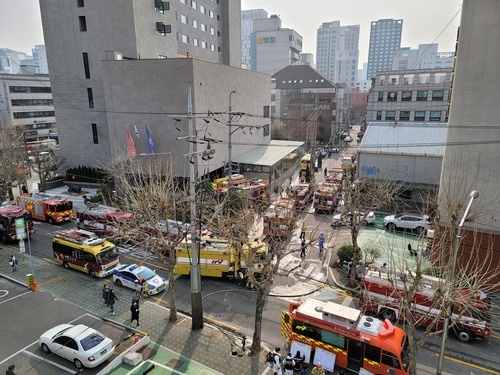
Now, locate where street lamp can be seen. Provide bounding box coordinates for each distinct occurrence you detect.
[436,189,479,375]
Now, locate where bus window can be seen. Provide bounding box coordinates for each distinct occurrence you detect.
[365,344,381,363]
[382,350,401,369]
[322,329,346,349]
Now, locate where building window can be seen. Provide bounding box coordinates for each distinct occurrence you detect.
[180,0,186,3]
[209,10,214,18]
[181,15,187,24]
[200,5,205,13]
[181,34,189,43]
[432,90,444,101]
[192,19,198,28]
[429,111,441,121]
[385,111,396,120]
[191,0,196,9]
[156,22,171,36]
[414,111,425,121]
[210,27,215,35]
[210,44,215,51]
[91,123,98,144]
[155,0,169,12]
[201,40,207,48]
[376,111,382,120]
[201,23,206,32]
[87,88,94,108]
[401,91,412,101]
[83,52,91,79]
[193,38,199,46]
[399,111,410,121]
[77,0,84,7]
[416,91,427,101]
[79,16,87,32]
[387,92,397,101]
[377,92,383,101]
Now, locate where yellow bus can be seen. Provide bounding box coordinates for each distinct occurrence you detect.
[300,154,311,172]
[282,153,298,171]
[52,229,120,278]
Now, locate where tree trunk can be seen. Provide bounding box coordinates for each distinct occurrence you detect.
[250,287,267,355]
[168,257,177,322]
[348,228,360,287]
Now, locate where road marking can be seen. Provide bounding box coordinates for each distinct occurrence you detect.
[43,257,59,265]
[0,290,9,298]
[0,290,31,305]
[204,316,239,332]
[37,274,70,286]
[434,353,500,374]
[23,349,76,373]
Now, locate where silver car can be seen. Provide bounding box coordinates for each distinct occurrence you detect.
[383,214,431,233]
[332,211,375,227]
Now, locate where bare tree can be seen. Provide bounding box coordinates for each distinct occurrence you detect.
[0,126,28,200]
[29,151,65,192]
[107,155,189,322]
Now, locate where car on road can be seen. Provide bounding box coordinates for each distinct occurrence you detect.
[113,263,166,295]
[331,211,375,227]
[383,213,431,233]
[38,324,115,369]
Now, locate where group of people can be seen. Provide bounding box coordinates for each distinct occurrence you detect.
[299,222,326,260]
[101,284,140,326]
[271,347,329,375]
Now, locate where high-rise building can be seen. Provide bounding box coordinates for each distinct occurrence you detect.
[316,21,359,89]
[393,44,454,71]
[32,45,49,74]
[366,18,403,80]
[0,49,27,74]
[241,9,268,70]
[39,0,251,171]
[250,15,302,75]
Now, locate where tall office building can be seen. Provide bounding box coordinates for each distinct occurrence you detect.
[241,9,268,70]
[32,45,49,74]
[366,18,403,80]
[316,21,359,89]
[0,49,26,74]
[250,15,302,75]
[39,0,245,170]
[393,44,454,71]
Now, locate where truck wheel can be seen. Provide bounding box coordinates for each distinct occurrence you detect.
[454,327,473,343]
[380,308,396,322]
[63,261,70,269]
[0,235,8,244]
[48,217,54,225]
[89,269,96,278]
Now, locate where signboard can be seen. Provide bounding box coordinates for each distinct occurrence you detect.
[312,347,336,373]
[15,217,26,240]
[19,239,25,253]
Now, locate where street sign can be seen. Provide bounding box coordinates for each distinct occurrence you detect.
[19,239,25,253]
[15,217,26,240]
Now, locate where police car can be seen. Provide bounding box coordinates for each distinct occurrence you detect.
[112,263,166,295]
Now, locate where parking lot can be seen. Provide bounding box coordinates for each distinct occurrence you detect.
[0,278,137,375]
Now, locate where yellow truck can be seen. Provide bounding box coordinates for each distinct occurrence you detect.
[174,237,267,280]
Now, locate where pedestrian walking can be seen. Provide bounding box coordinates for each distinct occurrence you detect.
[106,288,118,315]
[300,239,307,258]
[130,301,140,326]
[241,334,246,351]
[300,222,307,240]
[408,243,416,256]
[293,350,305,371]
[318,233,325,256]
[102,283,110,305]
[132,290,141,305]
[324,167,327,178]
[9,255,18,272]
[272,347,282,375]
[282,353,295,375]
[311,362,325,375]
[6,364,16,375]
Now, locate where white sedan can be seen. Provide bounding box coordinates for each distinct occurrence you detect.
[113,263,166,295]
[383,214,431,233]
[39,324,114,369]
[332,211,375,227]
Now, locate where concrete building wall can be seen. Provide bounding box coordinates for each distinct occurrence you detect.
[102,58,271,177]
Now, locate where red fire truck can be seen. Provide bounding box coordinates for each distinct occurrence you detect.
[17,192,73,224]
[281,298,410,374]
[263,197,295,237]
[290,183,313,210]
[326,167,343,183]
[0,205,35,243]
[76,204,134,237]
[360,270,491,343]
[313,182,340,213]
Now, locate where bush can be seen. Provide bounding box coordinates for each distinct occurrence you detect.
[337,244,354,262]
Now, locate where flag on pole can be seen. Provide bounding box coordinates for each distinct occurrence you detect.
[134,124,139,138]
[125,127,137,157]
[145,125,154,155]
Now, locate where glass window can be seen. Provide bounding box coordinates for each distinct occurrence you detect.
[209,10,214,18]
[365,344,381,363]
[210,27,215,35]
[181,15,187,24]
[414,111,425,121]
[200,5,205,13]
[79,16,87,32]
[191,0,196,9]
[77,0,84,7]
[83,52,91,79]
[181,34,189,43]
[387,92,397,101]
[377,92,383,102]
[201,23,206,32]
[376,111,382,120]
[192,19,198,28]
[201,40,207,48]
[432,90,444,101]
[91,123,98,144]
[382,351,401,369]
[87,88,94,109]
[385,111,396,120]
[429,111,441,121]
[180,0,186,3]
[416,91,428,101]
[399,111,410,121]
[321,329,346,349]
[401,91,412,101]
[193,38,199,46]
[210,44,215,51]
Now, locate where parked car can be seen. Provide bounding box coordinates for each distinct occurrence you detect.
[383,214,431,233]
[332,211,375,227]
[344,136,353,142]
[39,324,114,369]
[113,263,166,295]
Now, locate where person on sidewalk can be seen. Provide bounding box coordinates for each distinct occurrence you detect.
[272,347,282,375]
[102,283,110,305]
[130,301,140,326]
[106,289,118,315]
[300,222,307,240]
[318,233,325,256]
[293,350,305,371]
[6,364,16,375]
[300,239,307,258]
[282,353,295,375]
[311,362,325,375]
[324,167,328,178]
[10,255,18,272]
[132,290,141,306]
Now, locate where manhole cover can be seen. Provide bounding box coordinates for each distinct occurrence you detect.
[210,331,224,340]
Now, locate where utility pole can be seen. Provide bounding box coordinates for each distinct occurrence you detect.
[227,89,236,190]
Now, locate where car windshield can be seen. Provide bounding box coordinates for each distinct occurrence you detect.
[53,326,72,339]
[394,214,403,219]
[80,332,105,351]
[137,268,156,281]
